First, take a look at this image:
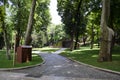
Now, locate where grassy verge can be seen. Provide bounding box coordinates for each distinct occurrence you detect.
[0,50,43,68]
[33,47,59,53]
[60,45,120,72]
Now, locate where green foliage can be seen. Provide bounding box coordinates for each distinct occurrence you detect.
[110,0,120,44]
[86,12,101,42]
[31,0,51,47]
[57,0,85,36]
[34,0,51,32]
[47,24,66,43]
[0,5,5,31]
[6,0,51,46]
[0,6,4,23]
[32,31,47,47]
[54,24,66,41]
[10,0,30,34]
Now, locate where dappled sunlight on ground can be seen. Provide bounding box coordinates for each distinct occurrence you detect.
[112,55,120,57]
[92,55,98,58]
[71,48,99,54]
[32,47,60,53]
[32,54,38,57]
[60,45,120,72]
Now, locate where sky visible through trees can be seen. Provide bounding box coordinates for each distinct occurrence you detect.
[0,0,120,62]
[49,0,61,25]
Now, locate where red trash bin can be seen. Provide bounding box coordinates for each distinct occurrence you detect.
[17,46,32,63]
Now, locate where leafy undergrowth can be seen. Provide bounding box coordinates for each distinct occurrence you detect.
[0,50,43,68]
[60,45,120,72]
[33,47,59,53]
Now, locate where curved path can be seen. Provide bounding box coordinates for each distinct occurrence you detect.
[0,49,120,80]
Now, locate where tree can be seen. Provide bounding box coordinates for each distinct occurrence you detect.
[0,33,4,49]
[9,0,30,51]
[0,0,11,60]
[9,0,51,47]
[86,12,101,49]
[24,0,36,45]
[57,0,86,50]
[98,0,114,62]
[54,24,66,42]
[47,23,66,46]
[109,0,120,45]
[57,0,75,50]
[33,0,51,46]
[0,7,5,49]
[74,0,84,49]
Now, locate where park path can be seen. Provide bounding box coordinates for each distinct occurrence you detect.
[0,48,120,80]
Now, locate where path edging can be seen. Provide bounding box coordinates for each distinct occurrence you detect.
[64,56,120,75]
[0,56,45,71]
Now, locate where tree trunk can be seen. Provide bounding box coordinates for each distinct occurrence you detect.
[83,35,87,46]
[24,0,36,45]
[91,24,94,49]
[70,34,74,51]
[98,0,114,62]
[2,1,11,60]
[74,0,83,50]
[15,0,21,52]
[109,7,115,48]
[0,33,4,49]
[96,28,100,48]
[2,22,11,60]
[44,31,49,46]
[74,32,79,49]
[15,33,20,52]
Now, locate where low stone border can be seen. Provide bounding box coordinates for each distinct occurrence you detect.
[0,55,45,71]
[63,56,120,75]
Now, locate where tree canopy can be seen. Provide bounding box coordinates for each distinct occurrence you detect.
[0,0,120,61]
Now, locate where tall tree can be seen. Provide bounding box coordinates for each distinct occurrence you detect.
[74,0,83,49]
[109,0,120,45]
[10,0,30,51]
[0,0,11,60]
[33,0,51,46]
[87,11,101,49]
[0,7,5,49]
[57,0,86,50]
[57,0,75,50]
[98,0,114,62]
[24,0,36,45]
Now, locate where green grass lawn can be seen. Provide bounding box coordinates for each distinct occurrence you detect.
[33,47,59,53]
[60,45,120,72]
[0,50,43,68]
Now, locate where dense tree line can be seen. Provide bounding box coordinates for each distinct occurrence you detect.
[0,0,51,59]
[57,0,120,61]
[0,0,120,62]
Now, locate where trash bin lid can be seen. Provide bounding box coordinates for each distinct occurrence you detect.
[21,45,32,48]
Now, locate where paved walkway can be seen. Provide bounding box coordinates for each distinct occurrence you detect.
[0,48,120,80]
